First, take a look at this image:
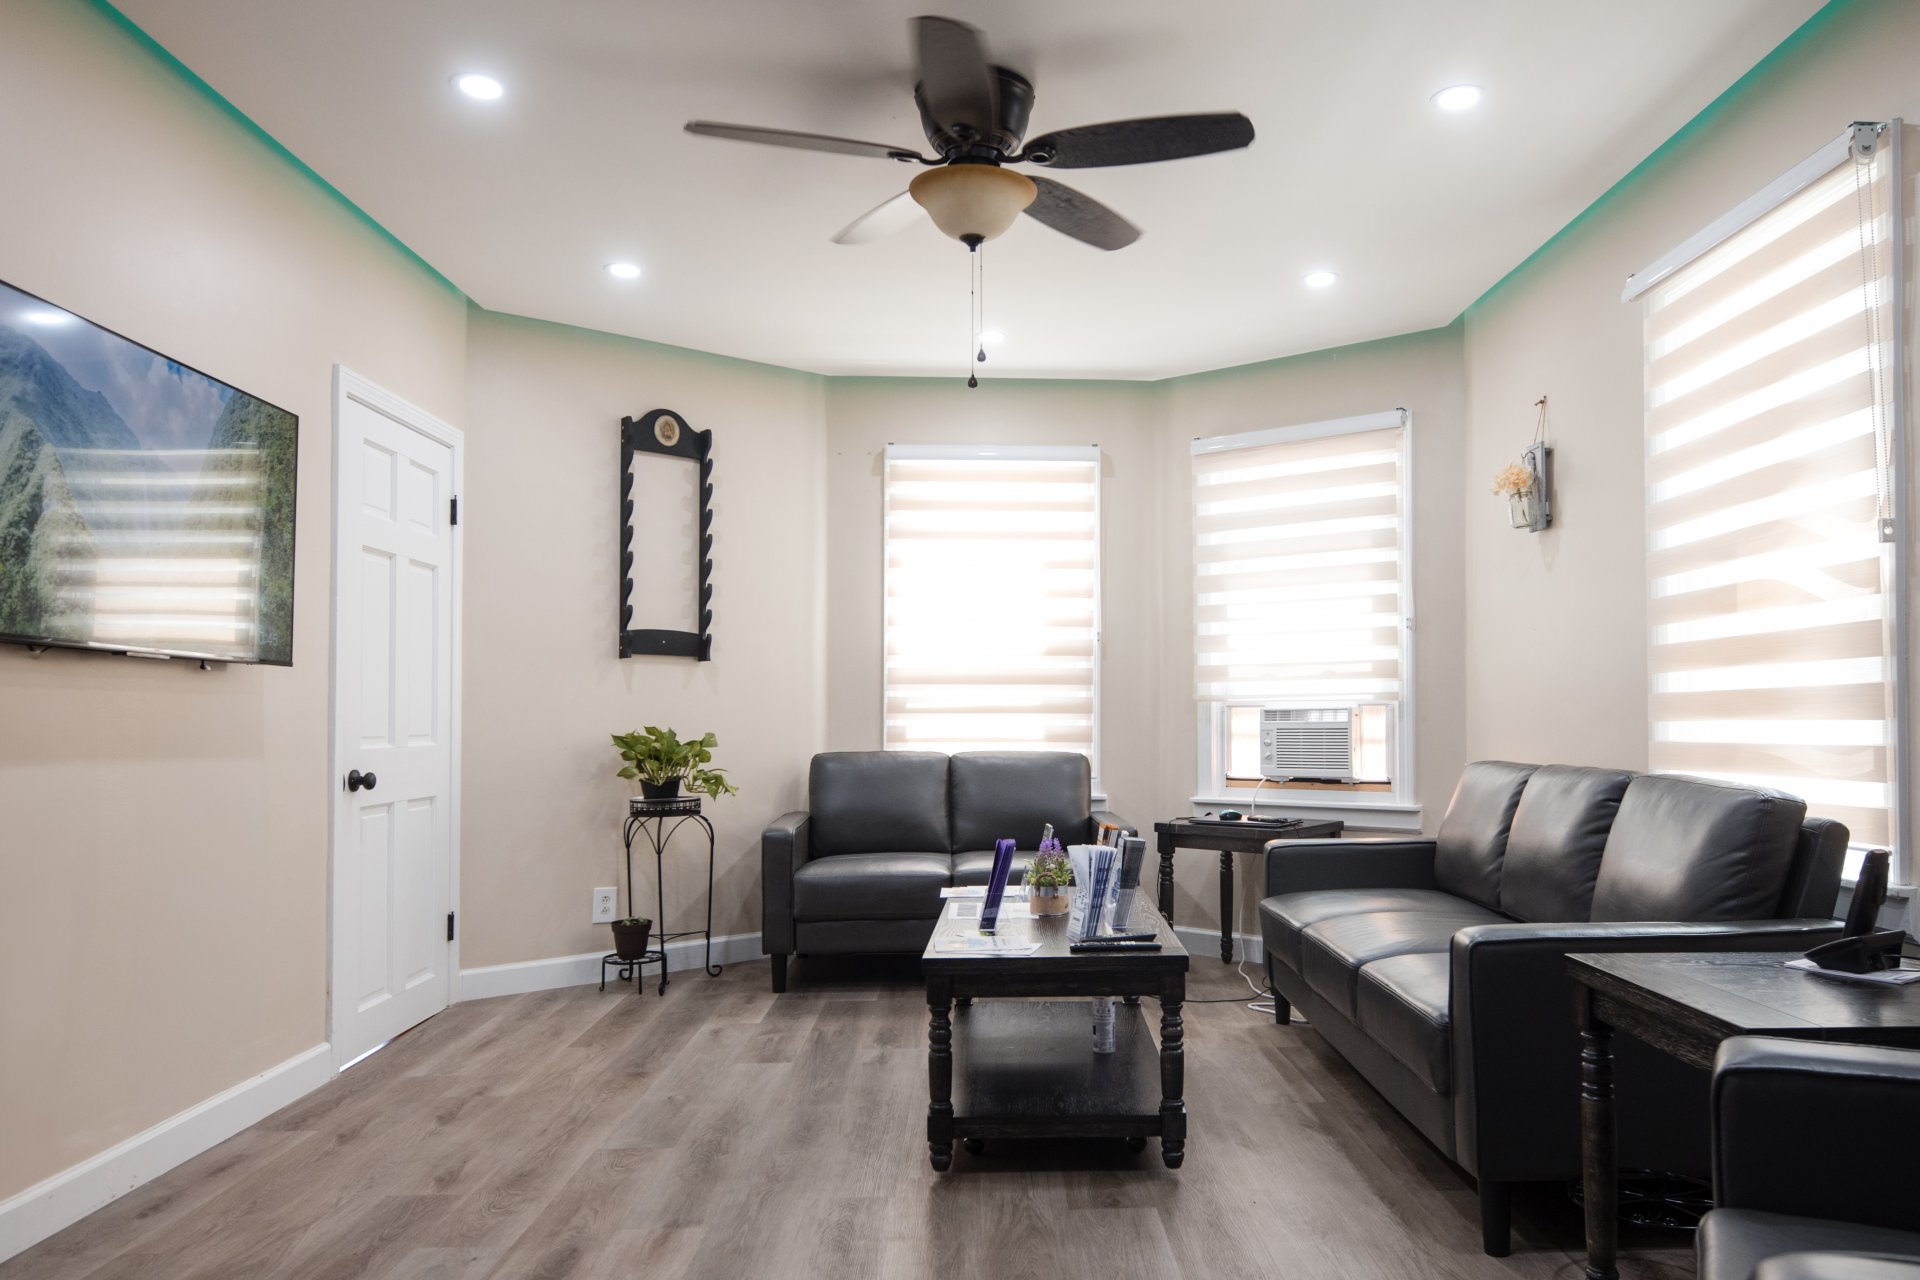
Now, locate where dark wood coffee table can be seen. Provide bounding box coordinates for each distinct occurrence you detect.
[921,898,1190,1171]
[1569,949,1920,1280]
[1154,816,1344,962]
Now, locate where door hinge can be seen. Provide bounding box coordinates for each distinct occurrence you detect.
[447,911,456,942]
[449,496,459,526]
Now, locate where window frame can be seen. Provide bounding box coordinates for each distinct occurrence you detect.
[879,441,1103,790]
[1188,410,1419,828]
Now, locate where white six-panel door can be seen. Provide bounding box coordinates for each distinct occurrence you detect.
[331,370,460,1067]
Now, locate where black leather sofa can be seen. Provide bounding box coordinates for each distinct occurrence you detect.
[1698,1037,1920,1280]
[1259,760,1849,1255]
[761,750,1130,992]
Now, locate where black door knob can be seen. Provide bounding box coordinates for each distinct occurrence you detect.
[346,769,378,793]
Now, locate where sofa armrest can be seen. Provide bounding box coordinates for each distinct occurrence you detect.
[1713,1035,1920,1230]
[1448,919,1845,1178]
[1091,809,1135,839]
[761,811,810,956]
[1263,837,1438,899]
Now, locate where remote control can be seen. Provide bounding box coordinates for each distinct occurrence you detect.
[1095,932,1158,943]
[1069,940,1163,952]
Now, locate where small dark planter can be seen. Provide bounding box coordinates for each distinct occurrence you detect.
[611,917,653,960]
[639,779,682,800]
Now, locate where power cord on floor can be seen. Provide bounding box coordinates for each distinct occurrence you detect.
[1177,851,1306,1023]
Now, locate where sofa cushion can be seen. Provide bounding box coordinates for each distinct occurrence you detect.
[1260,888,1479,975]
[1499,764,1635,923]
[1754,1256,1920,1280]
[1300,904,1504,1016]
[952,850,1036,886]
[949,752,1092,854]
[809,751,951,856]
[1355,952,1452,1092]
[792,852,950,921]
[1432,761,1538,911]
[1698,1210,1920,1280]
[1591,775,1808,922]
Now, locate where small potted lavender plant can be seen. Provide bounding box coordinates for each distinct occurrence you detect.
[1028,834,1072,917]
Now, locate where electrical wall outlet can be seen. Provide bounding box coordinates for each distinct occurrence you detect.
[591,887,618,924]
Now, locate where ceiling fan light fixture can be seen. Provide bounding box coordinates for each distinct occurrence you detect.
[909,165,1037,245]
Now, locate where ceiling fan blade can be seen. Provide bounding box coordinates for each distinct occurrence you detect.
[684,120,927,163]
[1019,112,1255,168]
[832,191,921,244]
[912,16,996,140]
[1023,175,1141,251]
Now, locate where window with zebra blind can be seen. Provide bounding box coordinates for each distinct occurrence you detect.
[1629,122,1906,870]
[881,444,1100,779]
[1189,410,1415,808]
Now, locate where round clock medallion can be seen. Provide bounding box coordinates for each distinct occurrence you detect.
[654,415,681,448]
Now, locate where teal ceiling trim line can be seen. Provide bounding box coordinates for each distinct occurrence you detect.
[1458,0,1855,321]
[1163,321,1462,388]
[87,0,466,300]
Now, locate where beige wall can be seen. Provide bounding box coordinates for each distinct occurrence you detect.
[0,1,467,1199]
[1460,0,1920,771]
[460,312,826,964]
[1157,328,1470,934]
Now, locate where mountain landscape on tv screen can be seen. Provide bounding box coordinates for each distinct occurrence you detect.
[0,283,296,662]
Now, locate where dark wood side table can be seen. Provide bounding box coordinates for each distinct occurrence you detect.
[1568,950,1920,1280]
[1153,817,1344,962]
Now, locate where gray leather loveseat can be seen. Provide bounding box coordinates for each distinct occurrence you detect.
[1260,761,1849,1255]
[761,750,1131,992]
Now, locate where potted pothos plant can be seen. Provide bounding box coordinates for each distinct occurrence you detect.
[1028,840,1072,916]
[611,726,739,801]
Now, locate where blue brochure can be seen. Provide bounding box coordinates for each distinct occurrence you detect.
[980,837,1017,933]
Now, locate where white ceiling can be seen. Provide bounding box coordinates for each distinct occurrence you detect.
[118,0,1820,379]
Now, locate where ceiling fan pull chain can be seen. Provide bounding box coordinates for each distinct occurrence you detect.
[977,243,988,364]
[966,240,979,388]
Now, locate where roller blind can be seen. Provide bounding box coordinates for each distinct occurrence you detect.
[1642,134,1900,847]
[882,445,1099,768]
[1191,413,1408,704]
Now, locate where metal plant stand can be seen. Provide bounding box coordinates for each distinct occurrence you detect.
[601,795,720,995]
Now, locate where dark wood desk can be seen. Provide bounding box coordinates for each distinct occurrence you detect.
[922,899,1190,1171]
[1568,950,1920,1280]
[1152,817,1344,962]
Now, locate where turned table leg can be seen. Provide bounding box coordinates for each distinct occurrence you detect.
[1577,985,1618,1280]
[1157,834,1176,922]
[927,992,954,1172]
[1159,986,1187,1169]
[1218,849,1234,963]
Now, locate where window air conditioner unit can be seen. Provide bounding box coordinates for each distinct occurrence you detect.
[1260,707,1356,784]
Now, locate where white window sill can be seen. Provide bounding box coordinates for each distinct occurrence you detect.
[1190,795,1423,832]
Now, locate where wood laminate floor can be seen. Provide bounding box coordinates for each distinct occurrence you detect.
[2,958,1690,1280]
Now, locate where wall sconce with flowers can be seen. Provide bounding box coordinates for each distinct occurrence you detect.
[1493,396,1553,532]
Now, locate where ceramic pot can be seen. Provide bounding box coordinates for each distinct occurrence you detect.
[639,779,682,800]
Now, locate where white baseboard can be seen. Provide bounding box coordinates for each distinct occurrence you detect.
[458,930,766,1001]
[0,1042,332,1266]
[1171,924,1264,965]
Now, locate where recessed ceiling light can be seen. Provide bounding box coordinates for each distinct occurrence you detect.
[1302,270,1339,289]
[453,73,503,101]
[19,308,73,326]
[977,329,1004,346]
[1431,84,1482,112]
[606,262,642,281]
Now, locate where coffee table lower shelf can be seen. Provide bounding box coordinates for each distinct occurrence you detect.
[930,1000,1178,1169]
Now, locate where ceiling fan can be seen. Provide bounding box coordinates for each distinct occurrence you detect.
[684,15,1255,252]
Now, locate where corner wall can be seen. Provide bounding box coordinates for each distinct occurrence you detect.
[1459,0,1920,772]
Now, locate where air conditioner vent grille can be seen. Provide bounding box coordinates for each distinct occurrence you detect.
[1260,706,1356,783]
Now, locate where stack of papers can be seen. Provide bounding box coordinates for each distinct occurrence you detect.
[930,932,1042,956]
[1785,956,1920,985]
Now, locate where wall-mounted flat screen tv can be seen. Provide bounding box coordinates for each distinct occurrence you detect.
[0,280,297,665]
